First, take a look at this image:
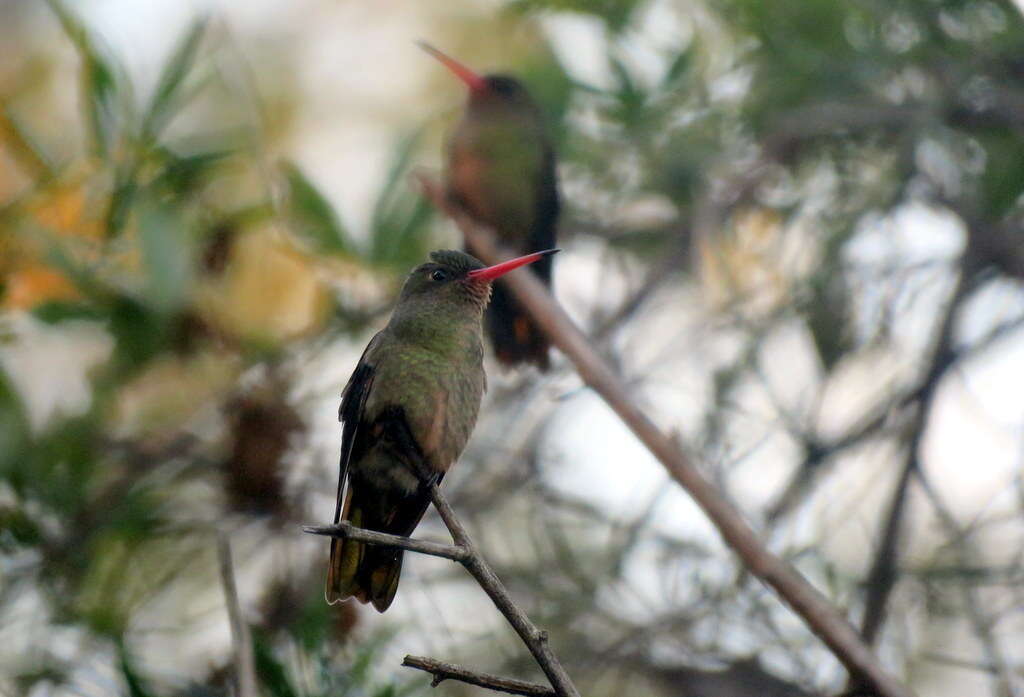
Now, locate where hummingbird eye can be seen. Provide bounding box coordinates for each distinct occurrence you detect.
[429,269,449,282]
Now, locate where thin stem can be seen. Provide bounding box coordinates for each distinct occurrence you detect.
[302,521,469,562]
[302,486,580,697]
[426,484,580,697]
[403,656,556,697]
[216,534,257,697]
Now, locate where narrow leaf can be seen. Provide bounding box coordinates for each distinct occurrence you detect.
[137,200,192,313]
[46,0,122,157]
[369,128,424,234]
[143,17,208,139]
[283,162,353,255]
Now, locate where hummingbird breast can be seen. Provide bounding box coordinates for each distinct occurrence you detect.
[362,336,485,489]
[447,115,548,241]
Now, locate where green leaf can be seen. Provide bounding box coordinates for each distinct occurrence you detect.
[507,0,643,32]
[368,130,434,270]
[283,162,353,255]
[153,148,233,196]
[46,0,123,157]
[31,301,107,325]
[253,632,298,697]
[0,368,31,479]
[0,104,56,177]
[608,53,647,128]
[105,175,137,239]
[662,46,693,86]
[41,234,107,299]
[369,129,423,235]
[980,131,1024,217]
[143,17,208,140]
[118,642,158,697]
[137,200,193,314]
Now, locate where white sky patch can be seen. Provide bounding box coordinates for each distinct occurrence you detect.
[541,14,609,89]
[0,315,113,433]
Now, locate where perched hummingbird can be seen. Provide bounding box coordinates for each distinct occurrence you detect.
[420,42,560,370]
[327,248,558,611]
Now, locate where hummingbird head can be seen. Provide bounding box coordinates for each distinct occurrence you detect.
[417,42,539,113]
[389,248,558,347]
[398,248,559,310]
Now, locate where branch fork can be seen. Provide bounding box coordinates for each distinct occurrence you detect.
[304,482,580,697]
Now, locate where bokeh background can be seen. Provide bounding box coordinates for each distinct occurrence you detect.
[2,1,1024,696]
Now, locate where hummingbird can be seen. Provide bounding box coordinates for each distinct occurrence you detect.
[327,248,558,611]
[420,42,560,371]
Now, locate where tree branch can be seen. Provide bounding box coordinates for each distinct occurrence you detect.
[403,656,556,697]
[217,534,257,697]
[914,472,1021,697]
[302,521,469,562]
[856,264,969,648]
[303,482,580,697]
[416,174,916,697]
[424,484,579,696]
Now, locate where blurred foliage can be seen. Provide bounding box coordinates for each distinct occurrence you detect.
[2,0,1024,696]
[0,1,436,695]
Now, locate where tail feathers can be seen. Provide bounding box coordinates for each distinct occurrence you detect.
[326,542,404,612]
[364,547,404,612]
[326,495,366,605]
[487,281,550,370]
[325,489,406,613]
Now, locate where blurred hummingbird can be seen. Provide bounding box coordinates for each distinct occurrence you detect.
[420,42,560,370]
[327,248,558,611]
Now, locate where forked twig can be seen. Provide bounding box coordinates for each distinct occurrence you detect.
[305,482,580,697]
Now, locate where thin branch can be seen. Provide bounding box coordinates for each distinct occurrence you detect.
[302,521,469,562]
[303,482,580,697]
[403,656,556,697]
[857,266,968,647]
[424,484,580,697]
[768,311,1024,525]
[915,472,1021,697]
[217,534,257,697]
[417,174,916,697]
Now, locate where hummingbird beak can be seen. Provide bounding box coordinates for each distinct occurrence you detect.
[467,249,560,283]
[417,41,487,93]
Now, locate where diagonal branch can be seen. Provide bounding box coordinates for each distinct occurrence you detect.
[424,484,579,696]
[857,265,969,647]
[304,482,580,697]
[416,174,916,697]
[914,471,1021,697]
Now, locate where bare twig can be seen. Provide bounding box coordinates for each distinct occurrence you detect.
[403,656,556,697]
[857,265,970,648]
[768,311,1024,525]
[302,521,469,562]
[915,472,1022,697]
[425,484,579,696]
[303,482,580,697]
[417,174,916,697]
[217,534,258,697]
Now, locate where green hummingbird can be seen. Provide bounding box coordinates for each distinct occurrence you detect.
[420,42,560,371]
[327,248,558,612]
